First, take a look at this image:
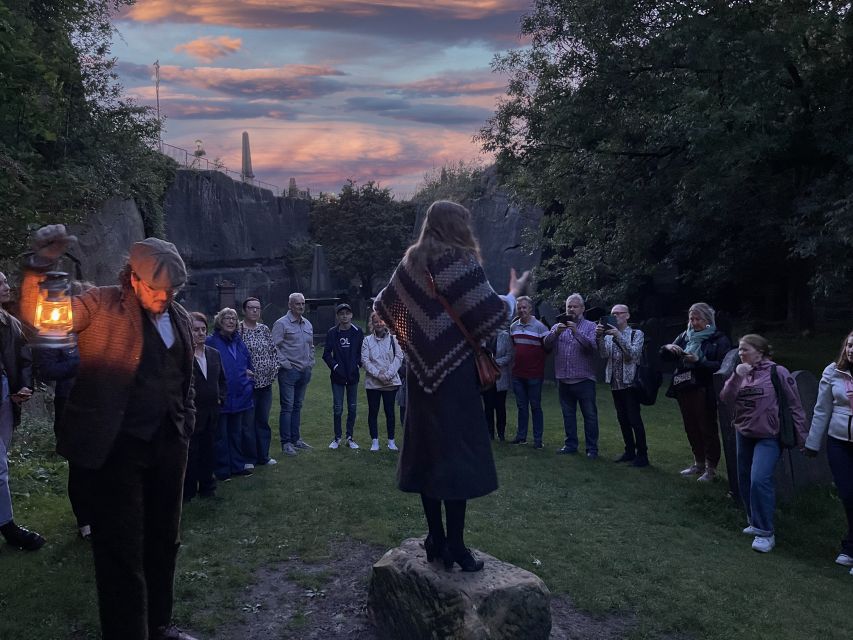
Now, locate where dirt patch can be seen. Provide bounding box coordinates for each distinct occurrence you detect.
[211,541,667,639]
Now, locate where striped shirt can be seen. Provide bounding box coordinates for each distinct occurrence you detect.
[510,317,549,379]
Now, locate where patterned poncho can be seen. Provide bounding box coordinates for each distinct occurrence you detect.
[374,249,509,394]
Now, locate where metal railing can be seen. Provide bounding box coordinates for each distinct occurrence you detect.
[159,142,312,199]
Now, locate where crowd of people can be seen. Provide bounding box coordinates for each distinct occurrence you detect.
[1,205,852,638]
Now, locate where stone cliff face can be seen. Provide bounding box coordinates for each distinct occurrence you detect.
[414,166,543,289]
[163,170,311,316]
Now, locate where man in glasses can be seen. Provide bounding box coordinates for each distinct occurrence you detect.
[19,225,199,640]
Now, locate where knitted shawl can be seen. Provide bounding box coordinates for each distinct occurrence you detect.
[373,249,509,394]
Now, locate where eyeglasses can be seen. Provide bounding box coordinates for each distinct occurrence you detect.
[132,273,179,297]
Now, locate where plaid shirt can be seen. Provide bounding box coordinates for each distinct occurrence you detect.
[545,316,598,383]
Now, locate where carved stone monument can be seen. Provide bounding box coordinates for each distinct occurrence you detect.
[368,537,551,640]
[241,131,254,181]
[305,245,338,338]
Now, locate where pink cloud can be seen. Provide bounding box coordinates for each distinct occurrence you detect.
[155,64,348,99]
[174,35,242,62]
[120,1,528,44]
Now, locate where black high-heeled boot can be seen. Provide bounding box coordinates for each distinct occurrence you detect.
[423,534,445,562]
[445,545,484,572]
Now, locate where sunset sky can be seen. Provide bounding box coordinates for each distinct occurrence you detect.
[113,1,530,198]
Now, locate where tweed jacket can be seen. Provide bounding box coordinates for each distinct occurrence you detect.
[19,269,196,469]
[0,309,33,428]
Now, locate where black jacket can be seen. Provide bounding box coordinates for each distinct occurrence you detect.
[0,310,33,428]
[661,329,732,389]
[322,324,364,385]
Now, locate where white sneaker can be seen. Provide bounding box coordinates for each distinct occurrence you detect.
[742,525,762,536]
[265,458,277,465]
[243,463,255,471]
[370,439,380,451]
[752,535,775,553]
[835,553,853,567]
[387,439,398,451]
[347,437,359,450]
[849,567,853,576]
[329,438,340,450]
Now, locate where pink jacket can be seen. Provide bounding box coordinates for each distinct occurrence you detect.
[719,359,808,444]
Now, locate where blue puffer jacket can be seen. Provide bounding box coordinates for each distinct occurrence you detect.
[206,331,254,414]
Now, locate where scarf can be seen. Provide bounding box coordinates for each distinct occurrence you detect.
[374,249,509,394]
[684,325,715,357]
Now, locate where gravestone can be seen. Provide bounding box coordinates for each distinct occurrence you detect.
[305,245,338,338]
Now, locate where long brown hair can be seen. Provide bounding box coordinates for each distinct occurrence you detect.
[403,200,481,271]
[836,329,853,371]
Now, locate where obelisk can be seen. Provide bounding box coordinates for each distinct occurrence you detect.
[241,131,254,181]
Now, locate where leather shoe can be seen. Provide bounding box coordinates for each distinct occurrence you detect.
[556,446,577,455]
[444,545,484,572]
[509,438,527,445]
[154,625,199,640]
[423,534,446,563]
[1,522,45,551]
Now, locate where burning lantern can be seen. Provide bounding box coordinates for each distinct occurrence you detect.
[33,271,75,349]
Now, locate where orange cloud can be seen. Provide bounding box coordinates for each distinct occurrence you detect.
[127,1,528,25]
[174,35,242,62]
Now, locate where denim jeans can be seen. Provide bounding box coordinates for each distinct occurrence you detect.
[331,381,359,439]
[367,388,397,439]
[736,432,781,535]
[558,379,599,453]
[247,385,273,463]
[827,436,853,555]
[0,385,14,526]
[512,377,544,443]
[278,367,312,446]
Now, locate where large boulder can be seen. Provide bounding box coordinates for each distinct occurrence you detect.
[368,537,551,640]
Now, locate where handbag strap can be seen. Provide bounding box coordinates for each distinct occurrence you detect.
[425,270,485,356]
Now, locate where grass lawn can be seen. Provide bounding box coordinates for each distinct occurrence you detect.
[1,330,850,639]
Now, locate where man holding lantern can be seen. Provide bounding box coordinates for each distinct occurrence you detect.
[19,225,199,640]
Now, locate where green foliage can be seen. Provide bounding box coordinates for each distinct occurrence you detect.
[309,180,416,295]
[412,160,486,209]
[479,1,853,317]
[0,0,174,257]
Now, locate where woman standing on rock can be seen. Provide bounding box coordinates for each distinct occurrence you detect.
[374,200,528,572]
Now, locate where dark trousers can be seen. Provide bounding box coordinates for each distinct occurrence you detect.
[90,428,188,640]
[611,388,647,457]
[558,379,599,454]
[56,396,96,528]
[367,388,397,439]
[246,385,273,464]
[676,385,721,467]
[215,411,250,479]
[827,437,853,555]
[481,387,507,440]
[184,427,216,500]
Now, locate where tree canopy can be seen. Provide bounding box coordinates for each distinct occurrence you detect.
[479,0,853,325]
[309,181,416,296]
[0,0,173,259]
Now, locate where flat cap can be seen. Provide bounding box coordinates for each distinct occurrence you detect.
[129,238,187,289]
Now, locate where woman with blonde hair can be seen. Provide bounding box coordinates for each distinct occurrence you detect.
[720,334,806,553]
[661,302,731,481]
[374,200,528,571]
[804,329,853,574]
